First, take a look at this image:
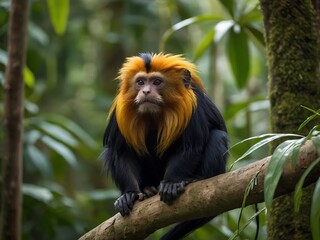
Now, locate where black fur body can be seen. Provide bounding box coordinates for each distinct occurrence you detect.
[101,83,228,239]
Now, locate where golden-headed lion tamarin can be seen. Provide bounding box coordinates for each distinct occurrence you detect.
[101,53,228,240]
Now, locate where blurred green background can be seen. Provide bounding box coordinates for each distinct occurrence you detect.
[0,0,270,239]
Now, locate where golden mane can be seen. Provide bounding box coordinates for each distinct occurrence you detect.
[108,53,204,156]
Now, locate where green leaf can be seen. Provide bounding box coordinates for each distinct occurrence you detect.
[219,0,234,17]
[160,15,224,51]
[41,136,77,167]
[312,136,320,155]
[37,121,78,148]
[0,49,7,65]
[23,184,53,203]
[299,114,318,131]
[25,99,39,114]
[293,156,320,212]
[225,98,267,120]
[47,0,69,35]
[229,133,303,170]
[290,138,307,168]
[299,116,320,132]
[225,100,251,120]
[226,27,250,89]
[311,177,320,240]
[23,66,35,88]
[25,144,52,177]
[43,114,98,149]
[0,0,10,9]
[193,29,215,61]
[301,105,320,115]
[238,3,262,25]
[264,140,297,210]
[24,129,42,144]
[214,20,234,43]
[229,207,266,240]
[245,25,265,49]
[0,72,3,86]
[236,172,259,238]
[28,22,50,46]
[231,133,303,149]
[298,106,320,130]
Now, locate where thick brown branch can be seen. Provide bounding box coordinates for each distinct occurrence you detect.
[80,140,319,240]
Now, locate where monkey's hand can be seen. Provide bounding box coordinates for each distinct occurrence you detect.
[114,192,144,216]
[159,180,189,203]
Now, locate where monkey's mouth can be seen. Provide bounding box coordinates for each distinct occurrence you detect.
[136,98,162,113]
[139,98,162,106]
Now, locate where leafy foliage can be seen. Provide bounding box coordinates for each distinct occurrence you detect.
[160,0,264,89]
[0,0,301,239]
[231,110,320,240]
[47,0,69,35]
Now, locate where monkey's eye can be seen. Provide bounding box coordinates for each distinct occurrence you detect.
[136,78,145,86]
[153,78,163,86]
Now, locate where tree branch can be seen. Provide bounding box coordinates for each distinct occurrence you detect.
[80,140,319,240]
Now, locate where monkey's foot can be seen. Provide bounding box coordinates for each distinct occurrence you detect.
[159,180,189,203]
[114,192,142,216]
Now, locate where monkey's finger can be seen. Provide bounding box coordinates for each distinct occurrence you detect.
[123,194,134,215]
[170,183,179,200]
[177,181,186,194]
[168,182,186,201]
[126,193,135,210]
[116,193,134,216]
[159,182,165,193]
[165,183,174,202]
[160,182,169,202]
[114,198,127,216]
[164,182,172,202]
[159,183,167,202]
[159,182,165,201]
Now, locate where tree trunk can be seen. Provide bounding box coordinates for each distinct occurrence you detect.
[1,0,29,239]
[259,0,320,239]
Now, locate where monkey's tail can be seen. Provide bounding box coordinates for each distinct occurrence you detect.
[159,217,214,240]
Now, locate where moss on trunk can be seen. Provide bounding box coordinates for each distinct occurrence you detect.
[261,0,320,135]
[259,0,320,239]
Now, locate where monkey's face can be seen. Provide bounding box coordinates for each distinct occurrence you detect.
[133,72,164,114]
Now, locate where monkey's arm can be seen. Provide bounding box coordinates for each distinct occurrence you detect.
[159,129,228,203]
[102,147,143,216]
[113,154,143,216]
[103,112,143,216]
[159,146,202,203]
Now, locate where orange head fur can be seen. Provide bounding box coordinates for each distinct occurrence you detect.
[109,53,206,156]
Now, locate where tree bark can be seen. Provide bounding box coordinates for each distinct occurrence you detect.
[1,1,29,239]
[259,0,320,239]
[79,140,319,240]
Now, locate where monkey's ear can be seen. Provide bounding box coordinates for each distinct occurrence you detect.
[182,69,191,88]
